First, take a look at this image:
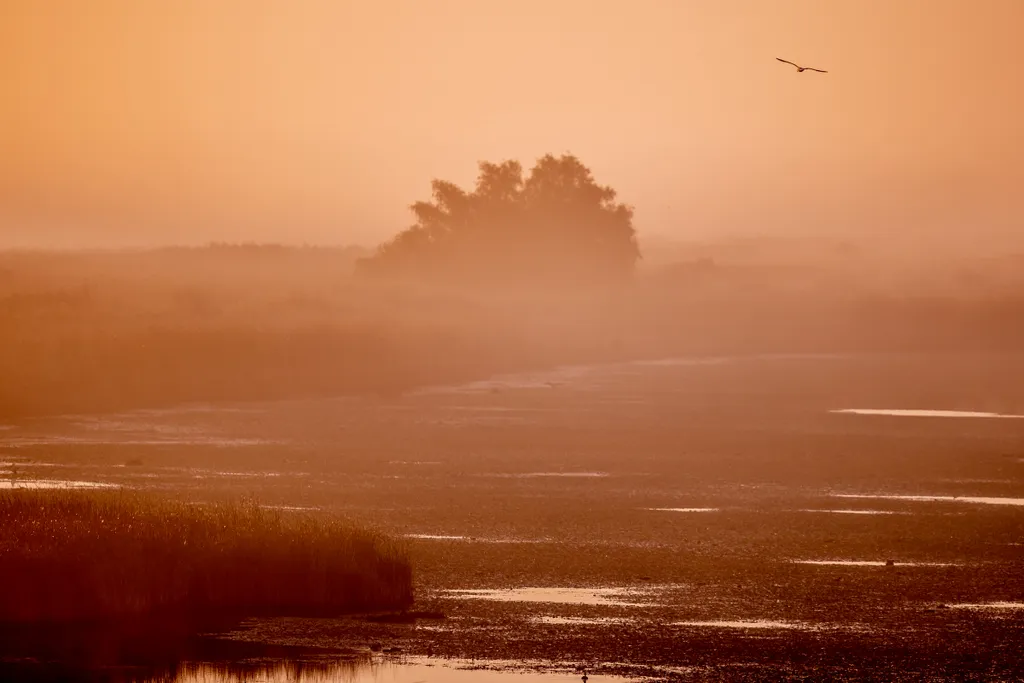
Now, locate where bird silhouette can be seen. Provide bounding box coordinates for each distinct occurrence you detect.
[776,57,827,73]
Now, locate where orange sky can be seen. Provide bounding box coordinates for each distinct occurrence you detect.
[1,0,1021,249]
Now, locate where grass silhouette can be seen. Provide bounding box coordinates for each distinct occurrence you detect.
[0,491,412,623]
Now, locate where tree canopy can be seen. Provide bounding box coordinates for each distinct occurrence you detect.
[356,154,641,286]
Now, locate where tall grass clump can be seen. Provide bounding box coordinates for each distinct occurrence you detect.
[0,491,412,623]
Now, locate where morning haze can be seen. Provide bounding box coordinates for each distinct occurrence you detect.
[2,0,1022,250]
[2,2,1024,682]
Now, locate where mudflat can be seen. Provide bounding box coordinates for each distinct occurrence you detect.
[2,352,1022,681]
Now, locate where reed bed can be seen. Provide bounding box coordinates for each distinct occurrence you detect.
[0,491,412,623]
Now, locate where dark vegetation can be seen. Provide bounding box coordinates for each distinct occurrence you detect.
[355,154,640,286]
[0,491,412,623]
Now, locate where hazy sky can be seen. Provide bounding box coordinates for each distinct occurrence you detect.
[1,0,1022,249]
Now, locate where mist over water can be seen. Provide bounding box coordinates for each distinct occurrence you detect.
[3,2,1024,680]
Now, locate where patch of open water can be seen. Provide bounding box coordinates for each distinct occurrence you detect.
[0,436,279,447]
[949,602,1024,610]
[0,478,118,490]
[531,616,632,626]
[833,494,1024,507]
[404,534,553,544]
[483,472,609,479]
[832,409,1024,419]
[793,560,958,567]
[799,509,909,515]
[442,587,659,607]
[670,620,810,630]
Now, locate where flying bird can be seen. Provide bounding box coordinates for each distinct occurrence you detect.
[776,57,827,73]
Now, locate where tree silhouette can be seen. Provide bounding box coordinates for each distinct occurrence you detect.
[356,154,641,286]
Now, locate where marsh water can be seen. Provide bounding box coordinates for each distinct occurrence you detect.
[3,352,1023,679]
[152,659,621,683]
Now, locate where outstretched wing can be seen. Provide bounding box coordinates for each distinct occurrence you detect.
[805,67,828,73]
[776,57,801,69]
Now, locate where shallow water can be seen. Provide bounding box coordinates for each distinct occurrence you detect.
[165,658,620,682]
[442,587,656,607]
[0,435,277,447]
[834,494,1024,507]
[793,560,957,567]
[799,509,908,515]
[531,616,632,626]
[0,478,118,490]
[405,534,553,544]
[670,620,808,630]
[484,472,609,478]
[5,352,1024,677]
[406,534,471,541]
[0,411,281,449]
[832,409,1024,419]
[949,602,1024,610]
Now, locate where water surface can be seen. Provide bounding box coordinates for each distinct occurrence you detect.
[833,494,1024,507]
[949,602,1024,610]
[167,659,620,682]
[531,616,632,626]
[793,560,957,567]
[799,509,908,515]
[442,587,657,607]
[484,472,609,479]
[832,409,1024,419]
[0,478,118,490]
[670,620,809,630]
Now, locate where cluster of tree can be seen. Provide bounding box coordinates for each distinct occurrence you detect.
[356,154,641,286]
